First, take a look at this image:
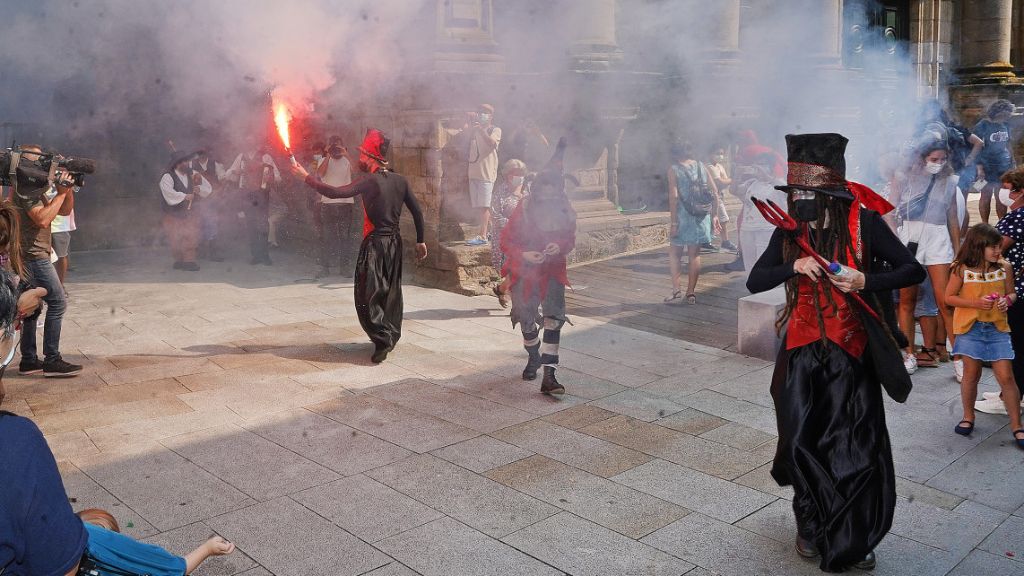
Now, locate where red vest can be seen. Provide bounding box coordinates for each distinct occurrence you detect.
[786,276,867,358]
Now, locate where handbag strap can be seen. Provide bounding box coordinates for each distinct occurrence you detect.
[900,174,938,245]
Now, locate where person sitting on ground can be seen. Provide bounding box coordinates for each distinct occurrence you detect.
[0,410,235,576]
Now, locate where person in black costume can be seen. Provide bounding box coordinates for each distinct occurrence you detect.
[293,129,427,363]
[746,134,925,572]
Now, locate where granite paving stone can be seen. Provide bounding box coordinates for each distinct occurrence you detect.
[430,435,533,473]
[612,459,776,524]
[581,415,766,479]
[85,406,244,453]
[502,512,694,576]
[161,424,339,501]
[540,404,618,430]
[733,462,794,501]
[589,389,688,422]
[926,426,1024,513]
[368,379,536,432]
[888,498,1007,555]
[244,408,412,476]
[893,477,965,511]
[58,461,159,539]
[485,455,688,538]
[653,408,729,435]
[671,389,779,434]
[698,422,776,451]
[375,517,563,576]
[435,371,587,415]
[144,522,258,576]
[362,563,422,576]
[946,549,1024,576]
[206,497,391,576]
[490,419,653,478]
[641,513,822,576]
[870,533,962,576]
[365,454,559,538]
[976,514,1024,565]
[308,394,479,453]
[72,444,254,531]
[292,474,445,543]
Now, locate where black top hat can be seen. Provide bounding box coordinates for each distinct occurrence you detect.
[168,151,197,171]
[774,133,853,200]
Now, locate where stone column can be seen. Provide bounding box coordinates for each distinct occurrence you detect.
[702,0,741,72]
[958,0,1016,82]
[569,0,623,70]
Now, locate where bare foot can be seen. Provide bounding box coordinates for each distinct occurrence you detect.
[205,536,235,556]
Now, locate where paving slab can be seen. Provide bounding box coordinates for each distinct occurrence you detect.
[580,415,766,479]
[612,459,776,524]
[540,404,618,430]
[926,426,1024,513]
[698,421,776,450]
[502,512,694,576]
[977,514,1024,566]
[308,394,478,453]
[653,408,729,436]
[73,444,254,531]
[363,563,422,576]
[244,408,412,476]
[161,424,339,501]
[490,419,653,478]
[58,461,158,539]
[144,522,258,576]
[207,497,391,576]
[376,517,563,576]
[947,549,1024,576]
[486,455,688,538]
[292,474,445,543]
[888,498,1006,555]
[365,454,559,538]
[589,389,688,422]
[430,435,533,473]
[641,513,821,576]
[368,379,536,433]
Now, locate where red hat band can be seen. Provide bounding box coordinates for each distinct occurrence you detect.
[786,162,846,190]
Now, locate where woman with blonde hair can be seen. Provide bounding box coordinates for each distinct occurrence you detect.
[0,201,46,406]
[490,158,528,307]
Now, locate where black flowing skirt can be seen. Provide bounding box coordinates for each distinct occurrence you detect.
[770,340,896,572]
[354,232,403,350]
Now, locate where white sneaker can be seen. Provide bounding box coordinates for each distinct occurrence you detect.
[904,353,918,375]
[953,359,963,383]
[974,396,1009,415]
[981,391,1024,408]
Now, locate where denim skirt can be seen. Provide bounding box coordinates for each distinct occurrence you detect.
[953,321,1015,362]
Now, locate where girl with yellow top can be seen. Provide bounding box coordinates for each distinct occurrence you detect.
[946,223,1024,448]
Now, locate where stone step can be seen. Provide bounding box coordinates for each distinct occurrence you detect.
[568,185,608,202]
[576,211,669,233]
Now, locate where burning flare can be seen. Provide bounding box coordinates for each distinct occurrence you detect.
[273,100,291,151]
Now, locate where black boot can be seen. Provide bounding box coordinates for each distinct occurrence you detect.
[207,240,225,262]
[522,345,541,381]
[540,366,564,395]
[371,344,393,364]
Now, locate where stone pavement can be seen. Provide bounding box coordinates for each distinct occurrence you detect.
[5,246,1024,576]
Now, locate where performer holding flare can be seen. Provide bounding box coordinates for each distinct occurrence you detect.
[292,129,426,363]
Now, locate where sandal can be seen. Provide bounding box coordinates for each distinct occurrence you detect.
[492,286,509,309]
[1013,429,1024,450]
[686,293,697,305]
[915,348,939,368]
[664,290,683,303]
[934,343,950,363]
[954,419,975,436]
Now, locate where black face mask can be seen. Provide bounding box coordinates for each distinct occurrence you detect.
[792,199,819,222]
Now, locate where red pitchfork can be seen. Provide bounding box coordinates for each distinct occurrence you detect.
[751,197,881,322]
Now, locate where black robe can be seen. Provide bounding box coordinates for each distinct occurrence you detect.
[746,209,924,572]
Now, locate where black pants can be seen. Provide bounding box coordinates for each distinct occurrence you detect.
[244,189,270,260]
[319,203,356,270]
[1008,301,1024,395]
[771,342,895,572]
[355,232,403,351]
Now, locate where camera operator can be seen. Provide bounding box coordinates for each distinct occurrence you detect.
[12,145,81,378]
[460,104,502,246]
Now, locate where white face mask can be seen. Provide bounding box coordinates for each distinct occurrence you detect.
[924,161,945,175]
[999,187,1016,207]
[313,154,323,163]
[511,176,524,188]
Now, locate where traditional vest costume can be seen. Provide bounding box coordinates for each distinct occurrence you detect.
[163,168,192,218]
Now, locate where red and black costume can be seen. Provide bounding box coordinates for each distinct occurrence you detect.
[747,134,924,572]
[501,138,576,393]
[304,130,425,359]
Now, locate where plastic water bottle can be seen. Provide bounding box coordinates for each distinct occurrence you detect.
[828,262,850,277]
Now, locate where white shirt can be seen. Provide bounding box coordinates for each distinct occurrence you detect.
[46,186,77,232]
[317,156,353,204]
[159,169,212,206]
[224,152,281,189]
[193,159,226,183]
[738,177,787,231]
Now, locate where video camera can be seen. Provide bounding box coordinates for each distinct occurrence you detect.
[0,146,96,198]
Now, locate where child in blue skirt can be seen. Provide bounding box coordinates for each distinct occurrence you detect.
[945,223,1024,448]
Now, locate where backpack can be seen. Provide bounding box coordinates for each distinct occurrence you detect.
[677,162,715,217]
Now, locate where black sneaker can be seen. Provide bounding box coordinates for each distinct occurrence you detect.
[260,255,273,266]
[18,359,43,375]
[180,262,200,272]
[42,357,82,378]
[721,240,738,252]
[700,242,719,253]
